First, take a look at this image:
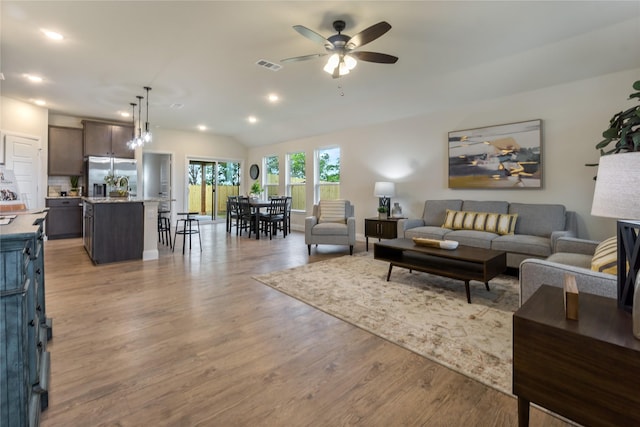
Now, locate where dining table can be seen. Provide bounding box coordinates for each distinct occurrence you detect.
[248,199,272,240]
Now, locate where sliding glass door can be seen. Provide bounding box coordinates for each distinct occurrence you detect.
[188,160,240,220]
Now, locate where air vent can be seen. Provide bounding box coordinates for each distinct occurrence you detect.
[256,59,282,72]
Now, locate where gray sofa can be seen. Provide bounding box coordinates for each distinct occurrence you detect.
[519,237,616,305]
[398,199,577,268]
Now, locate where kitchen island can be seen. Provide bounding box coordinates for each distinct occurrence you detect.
[83,197,165,264]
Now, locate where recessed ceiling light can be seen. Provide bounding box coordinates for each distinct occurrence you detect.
[268,94,279,103]
[197,125,207,131]
[120,111,130,118]
[33,99,46,106]
[24,74,43,83]
[41,29,64,40]
[247,116,258,124]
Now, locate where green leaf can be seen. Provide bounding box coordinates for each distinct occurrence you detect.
[602,127,618,138]
[633,80,640,91]
[596,138,612,149]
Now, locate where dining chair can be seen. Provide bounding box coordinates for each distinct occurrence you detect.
[226,196,239,233]
[260,197,287,239]
[237,197,256,237]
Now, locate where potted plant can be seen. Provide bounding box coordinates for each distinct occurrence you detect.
[377,206,387,219]
[587,80,640,170]
[250,181,262,198]
[69,175,80,196]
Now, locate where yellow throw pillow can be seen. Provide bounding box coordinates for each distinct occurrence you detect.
[591,236,617,275]
[442,209,517,235]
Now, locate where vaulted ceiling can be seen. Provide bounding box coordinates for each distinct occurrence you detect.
[2,1,639,147]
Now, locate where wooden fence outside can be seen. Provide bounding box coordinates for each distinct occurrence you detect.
[188,184,339,214]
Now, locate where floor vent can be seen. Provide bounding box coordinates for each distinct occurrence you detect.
[256,59,282,72]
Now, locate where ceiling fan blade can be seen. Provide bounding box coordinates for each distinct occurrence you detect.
[350,51,398,64]
[293,25,331,46]
[347,21,392,49]
[281,53,327,63]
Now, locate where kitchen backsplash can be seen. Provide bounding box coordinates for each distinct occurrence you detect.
[47,176,84,192]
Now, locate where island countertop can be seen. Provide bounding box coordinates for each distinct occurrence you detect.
[83,197,171,204]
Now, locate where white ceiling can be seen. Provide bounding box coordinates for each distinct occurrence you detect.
[2,1,639,147]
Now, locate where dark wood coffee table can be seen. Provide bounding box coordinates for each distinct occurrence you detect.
[373,238,507,303]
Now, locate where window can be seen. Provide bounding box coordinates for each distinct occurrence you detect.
[287,151,306,211]
[263,155,279,198]
[316,146,340,202]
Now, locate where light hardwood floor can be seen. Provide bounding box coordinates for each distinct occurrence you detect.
[40,223,567,426]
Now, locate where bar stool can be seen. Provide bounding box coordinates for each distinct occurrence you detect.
[173,212,202,254]
[158,210,172,248]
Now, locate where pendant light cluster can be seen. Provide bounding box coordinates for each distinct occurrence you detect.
[127,86,153,150]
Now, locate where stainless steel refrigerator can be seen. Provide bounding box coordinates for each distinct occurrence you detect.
[86,156,138,197]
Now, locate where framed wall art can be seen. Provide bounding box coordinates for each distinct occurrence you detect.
[448,119,542,189]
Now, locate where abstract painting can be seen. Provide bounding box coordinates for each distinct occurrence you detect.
[448,119,542,189]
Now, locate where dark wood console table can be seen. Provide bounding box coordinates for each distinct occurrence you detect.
[513,285,640,427]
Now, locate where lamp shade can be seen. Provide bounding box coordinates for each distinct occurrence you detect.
[591,152,640,220]
[374,181,396,197]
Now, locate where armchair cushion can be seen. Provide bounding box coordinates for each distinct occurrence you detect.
[318,199,347,224]
[311,222,350,236]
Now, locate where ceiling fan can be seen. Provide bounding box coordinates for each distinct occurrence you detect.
[281,20,398,78]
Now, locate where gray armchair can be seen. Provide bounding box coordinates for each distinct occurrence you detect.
[305,200,356,255]
[519,237,616,305]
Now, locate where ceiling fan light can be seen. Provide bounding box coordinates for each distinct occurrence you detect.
[344,54,357,70]
[323,53,340,74]
[338,62,350,76]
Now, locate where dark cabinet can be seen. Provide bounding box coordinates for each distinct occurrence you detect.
[83,201,144,264]
[83,120,134,158]
[48,126,84,176]
[45,198,83,239]
[365,217,402,251]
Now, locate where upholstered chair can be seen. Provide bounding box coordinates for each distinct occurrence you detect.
[305,200,356,255]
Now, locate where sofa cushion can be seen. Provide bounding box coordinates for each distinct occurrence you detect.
[442,209,518,236]
[445,230,496,249]
[591,236,617,274]
[492,234,552,257]
[405,225,451,240]
[318,200,346,224]
[423,200,463,226]
[508,203,566,237]
[462,200,509,214]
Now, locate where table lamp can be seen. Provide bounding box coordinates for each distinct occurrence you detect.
[374,181,395,215]
[591,151,640,312]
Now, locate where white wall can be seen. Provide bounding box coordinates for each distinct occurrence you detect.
[1,97,49,210]
[248,68,640,242]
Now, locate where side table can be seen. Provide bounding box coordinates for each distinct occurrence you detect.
[513,285,640,427]
[364,217,404,251]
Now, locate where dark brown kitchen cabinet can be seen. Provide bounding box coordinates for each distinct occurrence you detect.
[45,198,83,239]
[83,120,134,158]
[48,125,84,176]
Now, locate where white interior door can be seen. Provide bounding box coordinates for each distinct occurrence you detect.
[3,133,41,210]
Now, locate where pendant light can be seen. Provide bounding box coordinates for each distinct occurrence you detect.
[136,95,144,148]
[142,86,152,143]
[126,102,137,150]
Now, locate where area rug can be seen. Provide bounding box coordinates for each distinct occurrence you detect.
[252,253,519,395]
